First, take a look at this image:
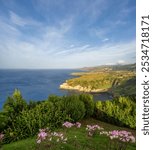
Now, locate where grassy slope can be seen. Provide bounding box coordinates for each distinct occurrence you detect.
[2,118,136,150]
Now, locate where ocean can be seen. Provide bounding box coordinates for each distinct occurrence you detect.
[0,69,112,109]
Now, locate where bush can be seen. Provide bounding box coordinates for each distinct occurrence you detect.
[79,94,94,118]
[28,100,42,109]
[3,99,67,143]
[94,96,136,129]
[3,89,27,116]
[61,95,85,122]
[1,93,95,143]
[1,89,28,142]
[0,112,8,131]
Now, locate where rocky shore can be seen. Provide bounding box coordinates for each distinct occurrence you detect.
[59,82,107,93]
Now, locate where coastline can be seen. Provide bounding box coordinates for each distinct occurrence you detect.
[59,82,108,93]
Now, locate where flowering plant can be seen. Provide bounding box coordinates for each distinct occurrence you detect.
[62,121,81,128]
[0,133,4,147]
[37,129,48,144]
[62,122,74,128]
[100,130,135,150]
[86,125,103,136]
[109,130,135,143]
[36,128,67,149]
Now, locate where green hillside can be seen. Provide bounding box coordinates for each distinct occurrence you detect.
[65,70,135,96]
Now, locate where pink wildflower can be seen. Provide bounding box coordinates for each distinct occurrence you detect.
[0,133,4,140]
[38,131,47,140]
[108,130,135,143]
[75,122,81,128]
[62,121,74,128]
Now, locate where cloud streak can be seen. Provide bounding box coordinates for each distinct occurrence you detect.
[0,0,135,69]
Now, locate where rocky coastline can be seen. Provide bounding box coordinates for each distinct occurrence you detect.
[59,82,108,93]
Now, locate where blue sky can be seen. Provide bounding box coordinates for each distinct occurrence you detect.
[0,0,136,69]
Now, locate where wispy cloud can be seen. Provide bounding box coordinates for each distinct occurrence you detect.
[9,11,42,27]
[0,0,135,68]
[10,11,27,26]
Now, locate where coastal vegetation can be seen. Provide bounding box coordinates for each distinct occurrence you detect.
[0,89,136,149]
[60,64,136,96]
[1,118,136,150]
[94,96,136,129]
[0,64,136,149]
[3,118,136,150]
[60,71,135,96]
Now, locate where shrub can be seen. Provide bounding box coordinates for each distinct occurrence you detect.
[0,112,8,131]
[28,100,42,109]
[1,89,28,143]
[17,101,55,135]
[3,89,27,116]
[48,95,62,104]
[79,94,94,118]
[3,99,68,143]
[94,96,136,129]
[61,95,85,122]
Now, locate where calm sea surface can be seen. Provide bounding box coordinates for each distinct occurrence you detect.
[0,69,112,109]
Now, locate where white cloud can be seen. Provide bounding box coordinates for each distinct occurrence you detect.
[102,38,109,42]
[0,7,135,69]
[50,40,135,68]
[89,27,109,39]
[0,20,20,38]
[9,11,42,27]
[117,60,126,65]
[10,11,27,26]
[0,19,135,69]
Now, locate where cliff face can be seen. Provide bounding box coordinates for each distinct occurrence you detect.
[59,82,107,93]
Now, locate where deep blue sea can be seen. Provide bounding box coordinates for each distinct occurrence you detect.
[0,69,112,109]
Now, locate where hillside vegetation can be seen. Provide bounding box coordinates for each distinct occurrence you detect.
[2,118,136,150]
[0,90,135,149]
[61,71,135,96]
[0,64,136,149]
[60,64,136,96]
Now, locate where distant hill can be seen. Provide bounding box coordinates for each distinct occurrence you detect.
[81,63,136,72]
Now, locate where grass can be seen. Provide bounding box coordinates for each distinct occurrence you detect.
[1,118,136,150]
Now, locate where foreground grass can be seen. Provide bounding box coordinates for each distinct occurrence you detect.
[1,118,136,150]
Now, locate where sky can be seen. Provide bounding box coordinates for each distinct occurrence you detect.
[0,0,136,69]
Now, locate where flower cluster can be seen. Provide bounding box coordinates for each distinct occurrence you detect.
[62,121,81,128]
[109,130,135,143]
[75,122,81,128]
[49,132,67,143]
[37,129,48,143]
[0,133,4,140]
[100,130,135,143]
[86,125,103,136]
[36,129,67,144]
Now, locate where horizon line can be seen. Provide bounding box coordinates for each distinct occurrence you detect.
[0,63,136,70]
